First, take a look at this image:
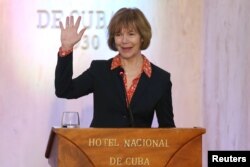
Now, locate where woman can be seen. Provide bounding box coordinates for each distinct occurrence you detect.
[55,8,175,128]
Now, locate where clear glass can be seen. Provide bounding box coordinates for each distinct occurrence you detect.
[61,112,80,128]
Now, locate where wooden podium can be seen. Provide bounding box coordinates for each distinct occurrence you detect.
[45,128,205,167]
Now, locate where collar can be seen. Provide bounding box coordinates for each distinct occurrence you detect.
[111,54,152,78]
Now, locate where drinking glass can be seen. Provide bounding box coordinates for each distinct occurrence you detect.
[61,112,80,128]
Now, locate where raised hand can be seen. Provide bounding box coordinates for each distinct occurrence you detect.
[59,16,86,50]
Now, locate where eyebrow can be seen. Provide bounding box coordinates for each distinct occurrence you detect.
[115,27,137,33]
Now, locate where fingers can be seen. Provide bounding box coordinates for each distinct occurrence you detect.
[66,16,69,28]
[64,16,80,28]
[60,15,86,42]
[78,27,87,38]
[75,16,81,29]
[70,16,74,27]
[59,21,64,30]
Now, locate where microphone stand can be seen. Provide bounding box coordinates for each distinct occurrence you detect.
[125,92,135,127]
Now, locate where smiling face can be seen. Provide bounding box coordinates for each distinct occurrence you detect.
[107,8,152,52]
[114,27,142,59]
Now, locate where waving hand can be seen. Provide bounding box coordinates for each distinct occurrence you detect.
[59,16,86,50]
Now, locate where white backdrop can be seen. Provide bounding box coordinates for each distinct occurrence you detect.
[1,0,249,167]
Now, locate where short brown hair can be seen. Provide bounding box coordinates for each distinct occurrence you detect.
[107,8,152,51]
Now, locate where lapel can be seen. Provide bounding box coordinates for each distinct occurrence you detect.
[110,67,127,109]
[109,60,151,111]
[130,72,151,108]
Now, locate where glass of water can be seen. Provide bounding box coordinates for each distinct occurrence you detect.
[61,111,80,128]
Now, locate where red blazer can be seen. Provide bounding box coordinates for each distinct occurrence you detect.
[55,54,175,128]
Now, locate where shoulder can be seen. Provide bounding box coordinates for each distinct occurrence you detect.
[151,63,171,80]
[150,63,172,90]
[90,59,111,66]
[89,58,113,73]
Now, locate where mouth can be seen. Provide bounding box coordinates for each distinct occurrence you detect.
[121,47,132,52]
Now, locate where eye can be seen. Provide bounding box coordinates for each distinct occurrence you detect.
[129,31,135,36]
[115,32,121,37]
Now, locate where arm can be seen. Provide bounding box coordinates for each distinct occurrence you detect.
[155,76,176,128]
[55,16,91,98]
[55,54,94,99]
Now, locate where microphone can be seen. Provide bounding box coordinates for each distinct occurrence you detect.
[118,68,135,127]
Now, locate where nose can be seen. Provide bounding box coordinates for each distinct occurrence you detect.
[121,34,129,43]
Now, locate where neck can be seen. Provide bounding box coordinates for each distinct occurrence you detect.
[121,54,143,75]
